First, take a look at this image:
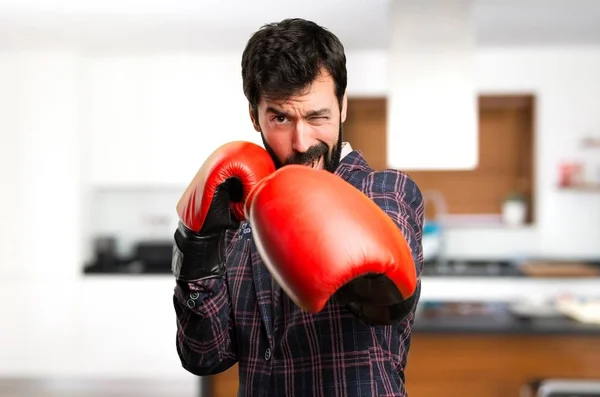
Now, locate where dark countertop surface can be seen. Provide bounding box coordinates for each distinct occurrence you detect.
[83,235,600,279]
[84,244,600,336]
[421,259,520,277]
[421,258,600,278]
[84,258,600,278]
[413,301,600,335]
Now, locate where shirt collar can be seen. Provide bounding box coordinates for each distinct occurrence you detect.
[340,141,353,159]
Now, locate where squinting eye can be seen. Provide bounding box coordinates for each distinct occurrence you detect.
[273,116,287,123]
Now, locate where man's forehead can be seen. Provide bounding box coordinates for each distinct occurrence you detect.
[259,73,337,111]
[260,94,335,114]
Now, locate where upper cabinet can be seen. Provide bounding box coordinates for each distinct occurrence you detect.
[82,54,262,187]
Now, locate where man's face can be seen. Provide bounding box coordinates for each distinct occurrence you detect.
[249,71,347,173]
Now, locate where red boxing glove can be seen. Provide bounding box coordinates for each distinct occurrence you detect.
[177,141,275,234]
[244,165,417,323]
[173,141,275,282]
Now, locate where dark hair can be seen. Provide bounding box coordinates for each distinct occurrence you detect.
[241,18,347,115]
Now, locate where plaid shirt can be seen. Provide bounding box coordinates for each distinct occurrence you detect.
[173,148,424,397]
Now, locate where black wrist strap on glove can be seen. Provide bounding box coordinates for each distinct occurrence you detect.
[336,276,421,326]
[171,222,226,282]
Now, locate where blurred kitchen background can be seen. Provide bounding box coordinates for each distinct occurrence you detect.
[1,0,600,396]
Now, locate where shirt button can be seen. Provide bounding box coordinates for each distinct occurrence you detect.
[190,292,199,300]
[186,299,196,308]
[264,348,272,361]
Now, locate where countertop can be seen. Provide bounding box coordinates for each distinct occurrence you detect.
[412,301,600,335]
[82,252,600,337]
[421,258,600,278]
[85,256,600,279]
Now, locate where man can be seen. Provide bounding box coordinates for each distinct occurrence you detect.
[171,18,424,397]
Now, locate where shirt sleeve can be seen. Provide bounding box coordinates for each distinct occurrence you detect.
[363,169,425,277]
[358,169,425,322]
[172,229,238,376]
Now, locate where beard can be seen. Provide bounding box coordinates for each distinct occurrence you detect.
[261,124,343,174]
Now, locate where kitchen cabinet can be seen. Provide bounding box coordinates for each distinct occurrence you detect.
[0,277,196,380]
[201,333,600,397]
[344,95,536,223]
[200,303,600,397]
[406,333,600,397]
[82,54,261,187]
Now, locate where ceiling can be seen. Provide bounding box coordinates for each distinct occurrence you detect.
[1,0,600,51]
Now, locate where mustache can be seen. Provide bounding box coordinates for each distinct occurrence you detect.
[285,142,329,166]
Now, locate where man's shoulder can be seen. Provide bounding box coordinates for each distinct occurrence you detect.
[338,149,420,195]
[363,167,421,194]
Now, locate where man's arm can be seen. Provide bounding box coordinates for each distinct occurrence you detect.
[357,169,425,323]
[171,140,275,375]
[173,229,238,376]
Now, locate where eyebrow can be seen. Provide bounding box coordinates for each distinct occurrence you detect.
[265,106,287,116]
[265,106,331,118]
[305,108,331,118]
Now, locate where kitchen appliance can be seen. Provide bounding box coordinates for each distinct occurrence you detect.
[422,221,442,262]
[133,240,174,274]
[535,379,600,397]
[85,237,174,275]
[91,235,119,270]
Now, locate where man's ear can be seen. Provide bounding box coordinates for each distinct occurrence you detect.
[340,92,348,123]
[249,103,261,132]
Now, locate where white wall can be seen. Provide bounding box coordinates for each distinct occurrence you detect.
[1,45,599,380]
[79,47,600,260]
[0,50,192,380]
[0,49,84,281]
[475,47,600,259]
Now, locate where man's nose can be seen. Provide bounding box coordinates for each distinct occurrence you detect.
[291,121,312,153]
